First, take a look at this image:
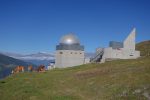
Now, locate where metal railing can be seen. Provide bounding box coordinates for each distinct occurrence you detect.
[90,48,104,63]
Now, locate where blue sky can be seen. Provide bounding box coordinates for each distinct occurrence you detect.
[0,0,150,54]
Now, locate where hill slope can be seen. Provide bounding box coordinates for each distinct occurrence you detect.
[0,57,150,100]
[136,40,150,56]
[0,53,30,66]
[0,53,31,78]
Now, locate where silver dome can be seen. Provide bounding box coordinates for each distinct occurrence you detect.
[60,34,80,45]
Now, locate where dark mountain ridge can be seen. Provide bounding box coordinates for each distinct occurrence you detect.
[0,53,34,79]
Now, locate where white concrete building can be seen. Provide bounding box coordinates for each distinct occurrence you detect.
[55,34,85,68]
[91,28,140,62]
[47,62,55,70]
[84,58,91,64]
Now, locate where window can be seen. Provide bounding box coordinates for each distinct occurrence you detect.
[60,52,63,54]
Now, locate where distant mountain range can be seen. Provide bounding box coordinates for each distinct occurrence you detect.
[0,53,30,66]
[0,52,55,66]
[1,52,55,60]
[0,52,95,66]
[0,53,32,79]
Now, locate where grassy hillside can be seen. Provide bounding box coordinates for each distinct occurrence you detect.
[136,40,150,56]
[0,57,150,100]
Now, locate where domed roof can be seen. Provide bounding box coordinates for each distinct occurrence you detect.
[60,34,80,45]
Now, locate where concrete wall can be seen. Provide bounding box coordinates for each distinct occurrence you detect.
[122,49,140,59]
[103,47,123,59]
[123,28,135,50]
[55,50,84,68]
[84,58,90,64]
[102,47,140,60]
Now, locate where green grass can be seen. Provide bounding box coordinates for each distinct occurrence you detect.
[0,57,150,100]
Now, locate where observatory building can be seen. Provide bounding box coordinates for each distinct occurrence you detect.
[55,34,85,68]
[91,28,140,62]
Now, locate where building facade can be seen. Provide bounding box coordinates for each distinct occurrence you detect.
[55,34,85,68]
[91,28,140,63]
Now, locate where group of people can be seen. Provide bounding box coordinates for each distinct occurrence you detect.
[11,65,46,74]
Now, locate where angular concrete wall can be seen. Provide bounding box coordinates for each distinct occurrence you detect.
[123,28,136,50]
